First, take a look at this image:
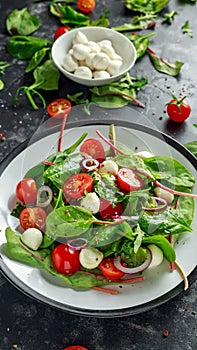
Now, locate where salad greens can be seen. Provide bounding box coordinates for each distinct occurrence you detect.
[3,125,196,291]
[6,8,40,36]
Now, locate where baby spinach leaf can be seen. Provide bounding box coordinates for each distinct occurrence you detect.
[7,35,52,59]
[162,10,178,24]
[6,7,40,36]
[184,141,197,158]
[50,4,90,26]
[30,59,60,91]
[124,0,170,14]
[142,235,176,262]
[126,32,155,59]
[112,14,156,31]
[25,47,50,73]
[147,47,184,76]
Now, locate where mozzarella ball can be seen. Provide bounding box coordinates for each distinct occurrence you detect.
[72,31,88,45]
[74,66,92,79]
[21,228,43,251]
[87,41,100,53]
[62,54,78,72]
[154,187,174,204]
[98,40,112,48]
[85,53,96,70]
[80,192,100,214]
[72,44,91,60]
[147,244,164,269]
[135,151,154,159]
[107,60,122,76]
[92,53,111,70]
[99,160,119,176]
[110,52,123,61]
[93,70,111,79]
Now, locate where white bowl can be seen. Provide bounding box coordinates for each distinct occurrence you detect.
[51,26,137,87]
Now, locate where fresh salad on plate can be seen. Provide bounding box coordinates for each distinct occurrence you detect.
[2,124,196,294]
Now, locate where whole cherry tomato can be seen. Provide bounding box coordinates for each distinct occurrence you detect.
[52,244,80,275]
[16,178,37,204]
[54,26,70,41]
[64,346,88,350]
[77,0,96,13]
[166,95,191,123]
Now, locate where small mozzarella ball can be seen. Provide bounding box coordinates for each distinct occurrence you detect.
[74,66,92,79]
[99,160,119,176]
[80,192,100,214]
[100,44,115,57]
[72,44,91,60]
[107,60,122,76]
[110,52,123,61]
[85,53,96,70]
[92,53,111,70]
[21,228,43,251]
[87,41,100,53]
[93,70,111,79]
[62,54,78,72]
[72,31,88,45]
[147,244,164,269]
[135,151,154,159]
[79,247,103,269]
[98,40,112,48]
[154,187,174,204]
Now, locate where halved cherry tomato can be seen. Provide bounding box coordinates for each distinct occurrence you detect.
[54,26,70,41]
[77,0,96,13]
[99,198,123,220]
[80,138,105,162]
[63,173,93,199]
[166,96,191,123]
[52,244,80,275]
[47,98,72,119]
[16,178,37,204]
[117,168,144,192]
[100,257,125,280]
[19,207,47,231]
[64,346,88,350]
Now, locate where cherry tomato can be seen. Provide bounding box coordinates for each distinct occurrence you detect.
[99,198,123,220]
[47,98,72,119]
[63,173,93,199]
[80,138,105,162]
[64,346,88,350]
[16,178,37,204]
[117,168,144,192]
[54,26,70,41]
[77,0,96,13]
[19,207,47,231]
[100,257,125,280]
[166,96,191,123]
[52,244,80,275]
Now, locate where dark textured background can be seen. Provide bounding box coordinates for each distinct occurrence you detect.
[0,1,197,349]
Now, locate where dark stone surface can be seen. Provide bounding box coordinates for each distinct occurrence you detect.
[0,1,197,349]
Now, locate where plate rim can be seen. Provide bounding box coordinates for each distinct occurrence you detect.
[0,119,197,318]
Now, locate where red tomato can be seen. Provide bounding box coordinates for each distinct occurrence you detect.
[117,168,144,192]
[19,207,47,231]
[99,198,123,220]
[80,138,105,162]
[166,97,191,123]
[54,26,70,41]
[100,258,125,280]
[63,173,93,199]
[16,178,37,204]
[77,0,96,13]
[52,244,80,275]
[64,346,88,350]
[47,98,72,119]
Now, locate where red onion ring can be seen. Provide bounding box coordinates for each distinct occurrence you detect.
[36,185,53,207]
[114,249,152,274]
[81,158,99,171]
[142,196,168,212]
[67,238,88,250]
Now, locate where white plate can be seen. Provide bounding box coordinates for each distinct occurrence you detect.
[0,120,196,317]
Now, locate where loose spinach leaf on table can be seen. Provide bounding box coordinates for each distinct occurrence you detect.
[25,47,51,73]
[7,35,52,59]
[124,0,170,14]
[126,32,155,59]
[184,141,197,158]
[112,14,156,32]
[50,4,90,26]
[147,47,184,76]
[6,7,40,36]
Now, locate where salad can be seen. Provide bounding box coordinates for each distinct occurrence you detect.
[3,124,196,294]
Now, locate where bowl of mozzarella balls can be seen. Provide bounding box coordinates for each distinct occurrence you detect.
[51,26,137,87]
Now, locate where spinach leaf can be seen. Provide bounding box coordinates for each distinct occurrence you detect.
[50,4,90,26]
[7,35,52,60]
[6,8,40,36]
[126,32,155,59]
[162,10,178,24]
[184,141,197,158]
[142,235,176,262]
[181,20,193,38]
[147,47,184,76]
[94,173,125,203]
[25,47,50,73]
[30,59,60,90]
[124,0,170,14]
[112,14,156,32]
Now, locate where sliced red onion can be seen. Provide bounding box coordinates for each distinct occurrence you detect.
[81,158,99,171]
[36,185,53,207]
[67,238,88,250]
[142,196,168,213]
[112,215,140,221]
[114,249,152,275]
